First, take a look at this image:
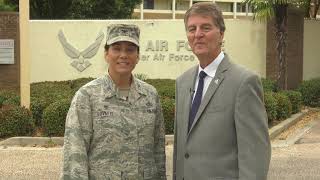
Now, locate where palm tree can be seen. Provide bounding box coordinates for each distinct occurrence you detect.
[244,0,305,90]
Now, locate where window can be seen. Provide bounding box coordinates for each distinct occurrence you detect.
[215,2,233,12]
[144,0,154,9]
[237,3,252,13]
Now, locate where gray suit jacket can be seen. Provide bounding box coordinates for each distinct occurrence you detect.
[173,55,271,180]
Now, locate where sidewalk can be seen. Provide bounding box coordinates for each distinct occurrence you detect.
[268,117,320,180]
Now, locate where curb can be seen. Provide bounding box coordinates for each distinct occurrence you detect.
[272,119,318,148]
[0,110,309,147]
[269,110,307,140]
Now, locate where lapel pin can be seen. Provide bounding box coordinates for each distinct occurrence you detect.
[214,79,219,85]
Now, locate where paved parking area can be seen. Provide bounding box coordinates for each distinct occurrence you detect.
[0,146,174,180]
[1,143,320,180]
[0,147,62,180]
[1,118,320,180]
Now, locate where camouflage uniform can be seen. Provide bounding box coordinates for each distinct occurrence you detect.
[61,74,166,180]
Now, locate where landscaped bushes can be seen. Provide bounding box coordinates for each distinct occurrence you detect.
[146,79,175,134]
[264,92,277,123]
[1,95,20,107]
[261,78,277,92]
[146,79,175,99]
[262,79,303,124]
[0,105,34,138]
[0,77,313,138]
[161,97,175,134]
[42,99,71,136]
[274,93,292,120]
[68,77,94,94]
[30,79,90,126]
[298,78,320,107]
[281,90,302,114]
[30,98,52,126]
[0,90,20,107]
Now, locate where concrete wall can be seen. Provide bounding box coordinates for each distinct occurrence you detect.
[29,19,266,82]
[304,20,320,80]
[224,19,266,77]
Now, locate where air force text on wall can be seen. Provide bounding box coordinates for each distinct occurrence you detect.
[140,40,195,62]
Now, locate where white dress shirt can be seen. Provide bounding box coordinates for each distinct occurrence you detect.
[192,51,224,102]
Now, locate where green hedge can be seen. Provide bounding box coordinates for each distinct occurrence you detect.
[30,98,53,126]
[43,99,71,136]
[161,97,175,134]
[274,93,292,120]
[281,90,302,114]
[30,79,84,126]
[264,92,278,123]
[261,78,277,92]
[298,78,320,107]
[2,95,20,107]
[0,105,35,138]
[146,79,175,99]
[68,77,94,94]
[0,90,19,107]
[0,77,312,138]
[146,79,175,134]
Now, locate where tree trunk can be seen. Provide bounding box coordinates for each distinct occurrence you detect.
[313,0,320,18]
[274,4,288,90]
[305,0,312,18]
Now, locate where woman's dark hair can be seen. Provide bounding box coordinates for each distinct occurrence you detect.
[104,43,139,52]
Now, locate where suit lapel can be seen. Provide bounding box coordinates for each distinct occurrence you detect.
[182,66,198,140]
[187,55,232,136]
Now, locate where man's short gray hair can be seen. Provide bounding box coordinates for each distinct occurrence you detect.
[184,2,226,33]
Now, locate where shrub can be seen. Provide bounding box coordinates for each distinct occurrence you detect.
[68,77,94,91]
[281,90,302,114]
[274,92,292,120]
[2,95,20,107]
[161,97,175,134]
[31,81,74,101]
[134,73,148,81]
[0,105,35,138]
[0,90,19,107]
[146,79,175,99]
[43,99,71,136]
[298,78,320,107]
[30,98,52,127]
[264,92,277,123]
[261,78,277,92]
[31,81,74,125]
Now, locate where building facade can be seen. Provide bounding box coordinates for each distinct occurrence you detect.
[133,0,253,19]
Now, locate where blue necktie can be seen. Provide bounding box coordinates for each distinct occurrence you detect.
[188,71,207,131]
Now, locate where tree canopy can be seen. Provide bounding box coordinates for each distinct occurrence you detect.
[0,0,18,11]
[245,0,298,90]
[30,0,142,19]
[246,0,319,20]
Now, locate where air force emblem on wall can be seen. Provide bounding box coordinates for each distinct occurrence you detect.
[58,30,104,72]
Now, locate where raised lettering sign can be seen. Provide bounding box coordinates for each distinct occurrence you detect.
[0,39,14,64]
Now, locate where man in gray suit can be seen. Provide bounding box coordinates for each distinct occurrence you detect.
[173,2,271,180]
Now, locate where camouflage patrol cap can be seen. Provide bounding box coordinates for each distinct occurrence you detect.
[106,24,140,46]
